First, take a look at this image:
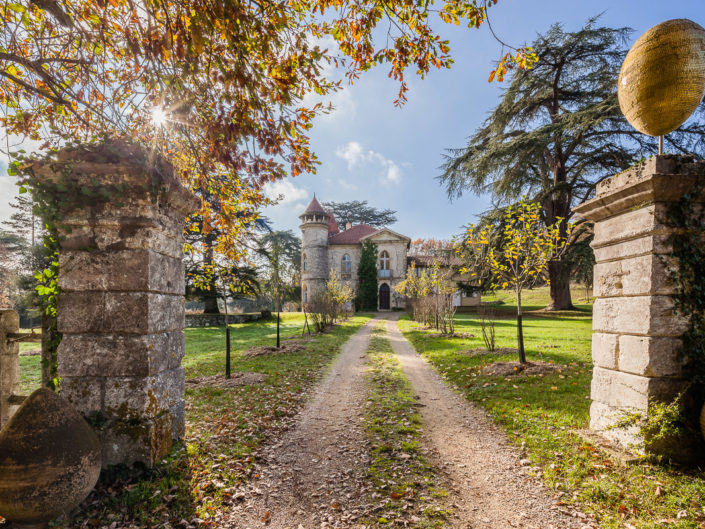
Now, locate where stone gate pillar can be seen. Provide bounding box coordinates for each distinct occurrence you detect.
[573,155,704,449]
[0,310,20,428]
[34,140,199,467]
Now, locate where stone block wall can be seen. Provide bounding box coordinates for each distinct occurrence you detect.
[34,140,198,467]
[573,155,705,448]
[0,310,20,429]
[301,219,329,301]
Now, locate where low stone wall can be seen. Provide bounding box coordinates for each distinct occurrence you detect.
[185,313,266,327]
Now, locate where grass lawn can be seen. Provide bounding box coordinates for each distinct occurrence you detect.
[9,312,373,529]
[399,287,705,529]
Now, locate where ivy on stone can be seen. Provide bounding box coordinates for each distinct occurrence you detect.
[358,240,378,311]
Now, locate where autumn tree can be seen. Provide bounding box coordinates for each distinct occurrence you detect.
[440,18,705,310]
[256,230,302,312]
[357,240,378,310]
[395,259,456,333]
[395,262,428,323]
[321,200,397,228]
[459,201,570,363]
[0,0,539,272]
[326,270,354,321]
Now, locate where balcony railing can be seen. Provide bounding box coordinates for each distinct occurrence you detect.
[378,269,391,278]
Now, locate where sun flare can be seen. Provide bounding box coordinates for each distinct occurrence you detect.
[151,107,167,127]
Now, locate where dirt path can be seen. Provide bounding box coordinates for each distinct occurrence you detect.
[226,316,379,529]
[385,315,592,529]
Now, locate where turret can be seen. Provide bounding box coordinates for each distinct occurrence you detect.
[299,195,330,304]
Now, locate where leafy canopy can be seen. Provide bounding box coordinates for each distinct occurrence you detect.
[458,201,571,362]
[1,0,536,266]
[440,17,705,309]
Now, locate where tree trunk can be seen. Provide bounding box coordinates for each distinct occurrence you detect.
[516,289,526,364]
[542,158,574,311]
[546,260,574,310]
[203,281,220,313]
[202,239,220,314]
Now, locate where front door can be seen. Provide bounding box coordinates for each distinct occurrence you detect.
[379,283,390,310]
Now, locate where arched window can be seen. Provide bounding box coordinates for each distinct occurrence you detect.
[303,284,308,303]
[341,253,351,273]
[303,253,307,271]
[379,250,390,270]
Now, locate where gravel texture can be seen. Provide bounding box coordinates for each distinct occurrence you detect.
[226,316,380,528]
[224,314,593,529]
[386,315,593,529]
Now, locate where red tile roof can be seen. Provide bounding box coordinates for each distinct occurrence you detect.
[302,195,327,216]
[328,224,377,245]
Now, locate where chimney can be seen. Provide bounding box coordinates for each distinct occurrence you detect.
[345,221,352,230]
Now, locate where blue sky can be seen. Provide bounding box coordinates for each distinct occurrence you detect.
[2,1,703,240]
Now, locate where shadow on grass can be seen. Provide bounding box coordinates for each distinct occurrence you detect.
[42,314,372,528]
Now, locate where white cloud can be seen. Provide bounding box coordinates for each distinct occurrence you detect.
[335,141,403,185]
[386,163,402,184]
[336,141,365,170]
[263,179,308,206]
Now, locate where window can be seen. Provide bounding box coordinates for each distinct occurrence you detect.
[379,250,390,270]
[303,284,308,303]
[303,253,307,271]
[341,253,352,273]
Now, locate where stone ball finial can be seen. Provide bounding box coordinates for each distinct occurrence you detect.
[0,388,102,528]
[618,18,705,137]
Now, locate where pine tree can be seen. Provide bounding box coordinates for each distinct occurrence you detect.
[3,192,41,247]
[321,201,397,228]
[357,240,378,310]
[440,17,705,310]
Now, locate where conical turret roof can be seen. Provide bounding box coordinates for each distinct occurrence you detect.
[302,194,327,216]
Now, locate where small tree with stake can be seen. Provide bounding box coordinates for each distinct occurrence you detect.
[458,201,571,363]
[215,265,260,378]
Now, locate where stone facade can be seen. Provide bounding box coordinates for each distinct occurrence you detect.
[573,155,705,449]
[300,196,479,310]
[300,196,411,310]
[34,140,199,468]
[300,210,330,301]
[366,230,409,309]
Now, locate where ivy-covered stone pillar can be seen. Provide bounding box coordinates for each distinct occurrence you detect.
[573,155,705,451]
[33,140,199,467]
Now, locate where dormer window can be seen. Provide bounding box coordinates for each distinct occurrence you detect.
[341,253,351,273]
